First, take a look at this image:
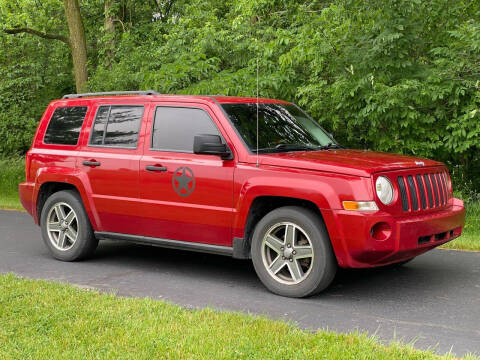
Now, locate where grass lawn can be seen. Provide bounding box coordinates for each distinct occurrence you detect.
[0,273,478,360]
[440,199,480,251]
[1,157,479,250]
[0,157,25,211]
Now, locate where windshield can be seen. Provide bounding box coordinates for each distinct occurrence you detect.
[221,103,338,153]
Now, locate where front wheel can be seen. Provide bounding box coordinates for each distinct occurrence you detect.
[251,206,337,298]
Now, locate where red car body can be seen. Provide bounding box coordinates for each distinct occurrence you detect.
[19,94,465,268]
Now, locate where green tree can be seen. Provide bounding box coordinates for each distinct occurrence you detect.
[2,0,88,92]
[0,0,479,190]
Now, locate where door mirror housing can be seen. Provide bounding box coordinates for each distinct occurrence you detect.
[193,134,232,160]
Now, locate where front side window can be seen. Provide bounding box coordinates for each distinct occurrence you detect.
[89,105,144,148]
[221,103,336,153]
[152,107,221,152]
[44,106,88,145]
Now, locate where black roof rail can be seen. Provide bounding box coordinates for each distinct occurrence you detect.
[62,90,160,99]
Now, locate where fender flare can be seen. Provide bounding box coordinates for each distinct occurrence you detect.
[232,177,340,234]
[34,167,101,230]
[231,177,346,262]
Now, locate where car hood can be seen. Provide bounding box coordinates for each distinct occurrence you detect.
[259,149,443,177]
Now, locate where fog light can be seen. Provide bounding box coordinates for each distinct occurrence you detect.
[370,222,391,241]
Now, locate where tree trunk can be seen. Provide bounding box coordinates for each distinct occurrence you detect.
[104,0,115,69]
[63,0,88,92]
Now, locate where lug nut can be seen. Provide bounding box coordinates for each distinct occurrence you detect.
[280,247,284,250]
[289,258,293,262]
[292,250,296,255]
[282,256,286,260]
[287,244,291,248]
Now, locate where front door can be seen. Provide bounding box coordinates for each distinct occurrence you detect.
[139,103,235,246]
[78,103,146,234]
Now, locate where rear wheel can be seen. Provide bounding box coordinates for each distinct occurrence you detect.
[41,190,98,261]
[251,206,337,298]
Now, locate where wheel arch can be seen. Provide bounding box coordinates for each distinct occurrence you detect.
[233,195,331,259]
[37,182,78,220]
[34,174,100,230]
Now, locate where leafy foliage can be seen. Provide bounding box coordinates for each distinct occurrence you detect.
[1,0,480,189]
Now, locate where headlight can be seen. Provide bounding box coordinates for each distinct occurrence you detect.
[376,176,394,205]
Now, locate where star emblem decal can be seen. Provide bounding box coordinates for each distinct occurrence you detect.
[172,167,195,197]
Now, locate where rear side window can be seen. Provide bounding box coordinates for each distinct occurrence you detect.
[152,107,220,152]
[44,106,88,145]
[89,105,144,148]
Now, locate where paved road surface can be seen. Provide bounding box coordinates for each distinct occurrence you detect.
[1,210,479,356]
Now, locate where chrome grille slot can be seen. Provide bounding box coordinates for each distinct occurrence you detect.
[436,173,444,205]
[440,173,448,204]
[430,174,440,207]
[415,174,427,209]
[424,174,434,207]
[397,177,409,211]
[406,175,419,211]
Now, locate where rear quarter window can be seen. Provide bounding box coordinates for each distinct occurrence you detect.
[43,106,88,145]
[89,105,144,148]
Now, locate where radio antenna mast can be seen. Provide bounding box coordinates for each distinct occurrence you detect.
[256,57,260,168]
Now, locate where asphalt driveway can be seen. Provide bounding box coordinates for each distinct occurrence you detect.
[0,210,479,356]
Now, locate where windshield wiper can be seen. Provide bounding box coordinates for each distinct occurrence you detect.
[316,142,342,150]
[254,144,317,153]
[274,143,317,151]
[254,144,316,153]
[255,143,342,153]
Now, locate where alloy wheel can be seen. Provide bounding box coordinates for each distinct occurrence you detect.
[46,202,79,251]
[261,222,314,285]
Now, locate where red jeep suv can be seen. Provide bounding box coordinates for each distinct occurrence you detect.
[19,90,465,297]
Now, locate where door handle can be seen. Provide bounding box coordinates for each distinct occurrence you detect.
[146,165,167,172]
[82,160,101,167]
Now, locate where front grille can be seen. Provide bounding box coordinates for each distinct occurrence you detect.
[397,171,450,212]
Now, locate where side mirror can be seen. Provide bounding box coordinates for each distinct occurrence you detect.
[193,134,232,160]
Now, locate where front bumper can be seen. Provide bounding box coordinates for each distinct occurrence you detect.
[324,198,465,268]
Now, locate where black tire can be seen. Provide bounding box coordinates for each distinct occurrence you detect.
[40,190,98,261]
[251,206,337,298]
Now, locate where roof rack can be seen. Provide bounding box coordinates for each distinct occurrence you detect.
[62,90,160,99]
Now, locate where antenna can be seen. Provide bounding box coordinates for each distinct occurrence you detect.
[256,57,260,168]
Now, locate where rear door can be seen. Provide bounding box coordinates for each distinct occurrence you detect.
[77,101,147,234]
[139,102,235,246]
